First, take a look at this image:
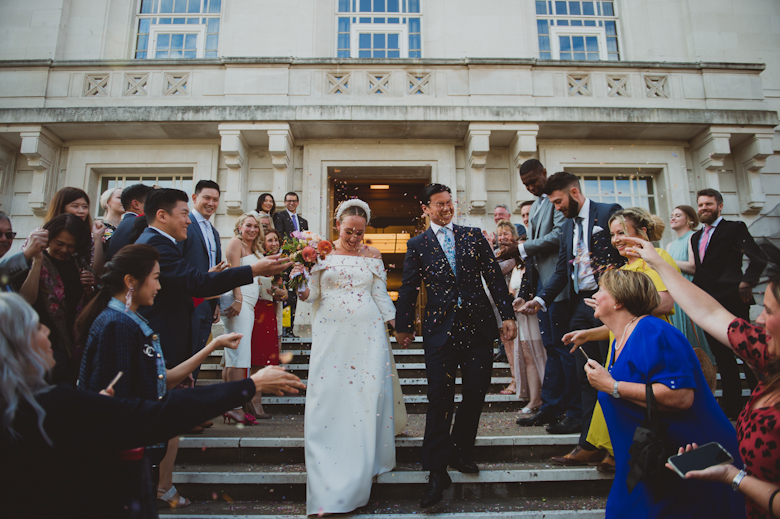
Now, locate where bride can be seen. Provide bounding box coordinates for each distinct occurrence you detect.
[294,199,397,516]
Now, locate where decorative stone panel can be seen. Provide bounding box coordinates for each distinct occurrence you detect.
[164,72,189,96]
[367,72,391,95]
[326,73,350,95]
[407,72,431,95]
[607,75,629,97]
[124,73,149,97]
[567,74,591,96]
[644,75,669,98]
[84,74,110,97]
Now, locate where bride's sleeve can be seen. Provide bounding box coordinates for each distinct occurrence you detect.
[306,267,323,303]
[370,264,396,322]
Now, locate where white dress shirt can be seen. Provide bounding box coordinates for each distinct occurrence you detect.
[287,209,300,232]
[191,209,216,268]
[573,198,598,292]
[150,226,177,244]
[429,221,455,252]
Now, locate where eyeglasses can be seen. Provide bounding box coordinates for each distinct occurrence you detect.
[0,232,16,240]
[285,199,299,204]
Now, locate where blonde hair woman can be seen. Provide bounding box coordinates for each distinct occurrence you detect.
[221,212,265,425]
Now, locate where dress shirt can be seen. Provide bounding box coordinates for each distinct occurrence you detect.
[191,209,217,268]
[700,215,723,253]
[150,226,177,244]
[287,209,300,232]
[121,211,138,221]
[430,221,455,252]
[573,198,598,292]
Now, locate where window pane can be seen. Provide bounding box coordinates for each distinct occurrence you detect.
[602,1,614,15]
[615,179,631,196]
[172,17,185,23]
[559,36,571,51]
[136,50,147,59]
[573,52,586,60]
[359,0,371,11]
[359,17,371,22]
[206,34,218,49]
[572,36,584,51]
[583,1,594,15]
[338,16,350,31]
[338,33,350,48]
[184,50,196,58]
[571,20,582,26]
[606,37,617,52]
[174,0,186,13]
[388,50,400,57]
[140,0,155,14]
[137,34,149,50]
[555,1,567,14]
[538,35,550,51]
[359,33,371,48]
[540,51,551,60]
[388,0,399,11]
[338,49,351,58]
[158,33,170,48]
[556,19,568,25]
[605,20,616,35]
[583,178,598,194]
[374,33,385,48]
[584,19,596,26]
[409,50,421,57]
[358,49,371,57]
[156,50,168,58]
[171,33,184,48]
[205,50,216,57]
[185,33,197,48]
[187,0,199,13]
[408,0,420,13]
[161,0,173,13]
[374,17,385,22]
[374,0,385,12]
[409,33,421,49]
[569,1,581,15]
[207,0,220,13]
[373,50,386,58]
[537,19,548,34]
[186,17,199,24]
[409,17,420,32]
[536,0,547,14]
[388,33,399,48]
[339,0,350,11]
[586,36,598,51]
[139,18,151,33]
[388,17,399,22]
[560,52,572,60]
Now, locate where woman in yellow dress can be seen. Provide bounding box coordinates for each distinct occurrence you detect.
[556,207,679,470]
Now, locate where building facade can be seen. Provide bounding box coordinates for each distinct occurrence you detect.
[1,0,779,296]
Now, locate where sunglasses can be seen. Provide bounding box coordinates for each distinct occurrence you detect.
[1,231,16,240]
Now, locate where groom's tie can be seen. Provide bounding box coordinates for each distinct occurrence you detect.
[438,227,457,276]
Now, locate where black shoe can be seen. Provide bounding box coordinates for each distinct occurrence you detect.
[420,470,452,508]
[516,410,559,427]
[493,352,508,363]
[546,416,583,434]
[449,455,479,474]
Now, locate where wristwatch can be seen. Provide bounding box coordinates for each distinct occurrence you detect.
[731,469,747,491]
[611,380,620,399]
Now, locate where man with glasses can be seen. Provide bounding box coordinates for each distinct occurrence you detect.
[273,192,308,337]
[0,212,48,281]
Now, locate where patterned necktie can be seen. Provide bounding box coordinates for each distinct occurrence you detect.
[573,216,585,294]
[202,220,216,269]
[438,227,457,276]
[699,225,713,261]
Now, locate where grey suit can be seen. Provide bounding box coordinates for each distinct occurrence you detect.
[0,251,30,279]
[524,195,567,302]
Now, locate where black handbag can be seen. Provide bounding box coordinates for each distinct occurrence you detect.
[626,384,672,499]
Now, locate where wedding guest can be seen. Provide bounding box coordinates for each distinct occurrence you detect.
[249,227,287,419]
[256,192,277,218]
[485,205,527,250]
[41,187,105,273]
[76,244,243,510]
[629,237,780,519]
[0,291,305,519]
[274,192,308,338]
[519,200,533,232]
[582,269,744,518]
[691,189,766,419]
[0,212,14,259]
[256,211,275,233]
[666,205,711,360]
[495,220,522,395]
[222,212,265,425]
[99,187,124,251]
[15,214,94,384]
[106,184,154,260]
[0,217,47,280]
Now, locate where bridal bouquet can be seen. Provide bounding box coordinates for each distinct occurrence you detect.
[281,230,333,291]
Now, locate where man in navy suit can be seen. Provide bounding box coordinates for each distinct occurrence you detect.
[395,184,517,508]
[519,172,624,464]
[180,180,223,382]
[273,192,309,337]
[106,183,154,260]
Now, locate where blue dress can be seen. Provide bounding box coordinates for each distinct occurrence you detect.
[599,316,745,519]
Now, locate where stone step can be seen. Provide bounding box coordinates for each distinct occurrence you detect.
[159,497,607,518]
[172,461,613,502]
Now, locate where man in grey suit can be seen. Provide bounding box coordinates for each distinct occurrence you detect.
[514,160,582,430]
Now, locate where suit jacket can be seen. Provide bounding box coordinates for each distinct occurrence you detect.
[135,228,253,367]
[273,211,309,242]
[396,224,515,350]
[691,218,767,308]
[538,201,624,306]
[0,251,30,279]
[106,214,148,260]
[179,211,223,311]
[523,196,567,302]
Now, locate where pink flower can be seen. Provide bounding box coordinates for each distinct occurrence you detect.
[291,230,305,240]
[301,246,317,263]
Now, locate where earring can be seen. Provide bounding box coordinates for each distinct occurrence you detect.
[614,305,618,309]
[125,286,134,312]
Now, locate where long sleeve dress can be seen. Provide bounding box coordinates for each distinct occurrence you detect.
[303,255,397,516]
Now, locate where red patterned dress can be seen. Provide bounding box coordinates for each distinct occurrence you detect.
[729,318,780,519]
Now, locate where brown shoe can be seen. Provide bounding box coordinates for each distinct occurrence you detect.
[186,425,204,434]
[550,446,604,466]
[597,453,616,472]
[200,420,214,428]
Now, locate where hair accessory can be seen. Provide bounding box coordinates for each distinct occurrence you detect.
[125,285,134,312]
[336,199,371,225]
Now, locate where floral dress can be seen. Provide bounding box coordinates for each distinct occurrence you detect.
[729,318,780,519]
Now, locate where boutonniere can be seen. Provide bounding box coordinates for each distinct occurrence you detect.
[592,225,605,234]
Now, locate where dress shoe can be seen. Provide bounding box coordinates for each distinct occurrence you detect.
[597,452,616,472]
[449,455,479,474]
[185,425,204,434]
[493,351,508,363]
[545,416,583,434]
[199,420,213,428]
[516,410,559,427]
[550,445,605,466]
[419,470,452,508]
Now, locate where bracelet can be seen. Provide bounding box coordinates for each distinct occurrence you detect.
[770,488,780,519]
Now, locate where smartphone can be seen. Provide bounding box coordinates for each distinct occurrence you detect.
[667,442,734,478]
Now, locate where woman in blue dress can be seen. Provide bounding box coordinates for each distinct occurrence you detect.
[583,269,745,518]
[665,205,712,361]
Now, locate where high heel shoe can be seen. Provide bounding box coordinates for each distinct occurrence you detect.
[500,384,517,395]
[247,402,272,420]
[223,409,258,426]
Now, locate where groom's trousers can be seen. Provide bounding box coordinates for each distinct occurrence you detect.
[421,313,493,471]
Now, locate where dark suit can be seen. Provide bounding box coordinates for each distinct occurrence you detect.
[135,227,253,368]
[179,211,223,379]
[397,224,515,470]
[692,218,766,416]
[273,211,308,331]
[538,200,624,447]
[106,213,148,260]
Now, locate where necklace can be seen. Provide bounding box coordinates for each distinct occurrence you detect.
[615,315,639,351]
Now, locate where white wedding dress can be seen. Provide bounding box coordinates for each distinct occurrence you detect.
[304,255,396,516]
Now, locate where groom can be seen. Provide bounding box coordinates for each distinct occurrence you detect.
[396,184,517,508]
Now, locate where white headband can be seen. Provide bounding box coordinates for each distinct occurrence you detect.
[336,198,371,225]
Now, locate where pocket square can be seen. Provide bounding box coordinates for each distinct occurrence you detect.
[593,225,604,233]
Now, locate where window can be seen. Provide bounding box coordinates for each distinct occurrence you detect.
[536,1,619,61]
[578,174,656,214]
[98,174,193,217]
[336,0,422,58]
[134,0,221,59]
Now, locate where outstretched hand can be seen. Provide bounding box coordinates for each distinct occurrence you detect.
[250,366,306,396]
[251,253,292,277]
[214,332,243,350]
[563,329,590,352]
[623,236,662,266]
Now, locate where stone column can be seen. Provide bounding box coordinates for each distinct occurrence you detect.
[268,127,294,204]
[731,132,773,215]
[690,128,731,195]
[509,125,540,213]
[219,128,248,215]
[21,128,62,216]
[465,127,490,214]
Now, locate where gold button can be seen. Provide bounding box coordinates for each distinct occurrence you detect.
[152,334,158,340]
[158,374,163,379]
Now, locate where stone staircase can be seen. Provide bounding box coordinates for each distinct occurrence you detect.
[161,336,612,518]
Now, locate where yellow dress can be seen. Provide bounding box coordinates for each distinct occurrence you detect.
[586,249,681,455]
